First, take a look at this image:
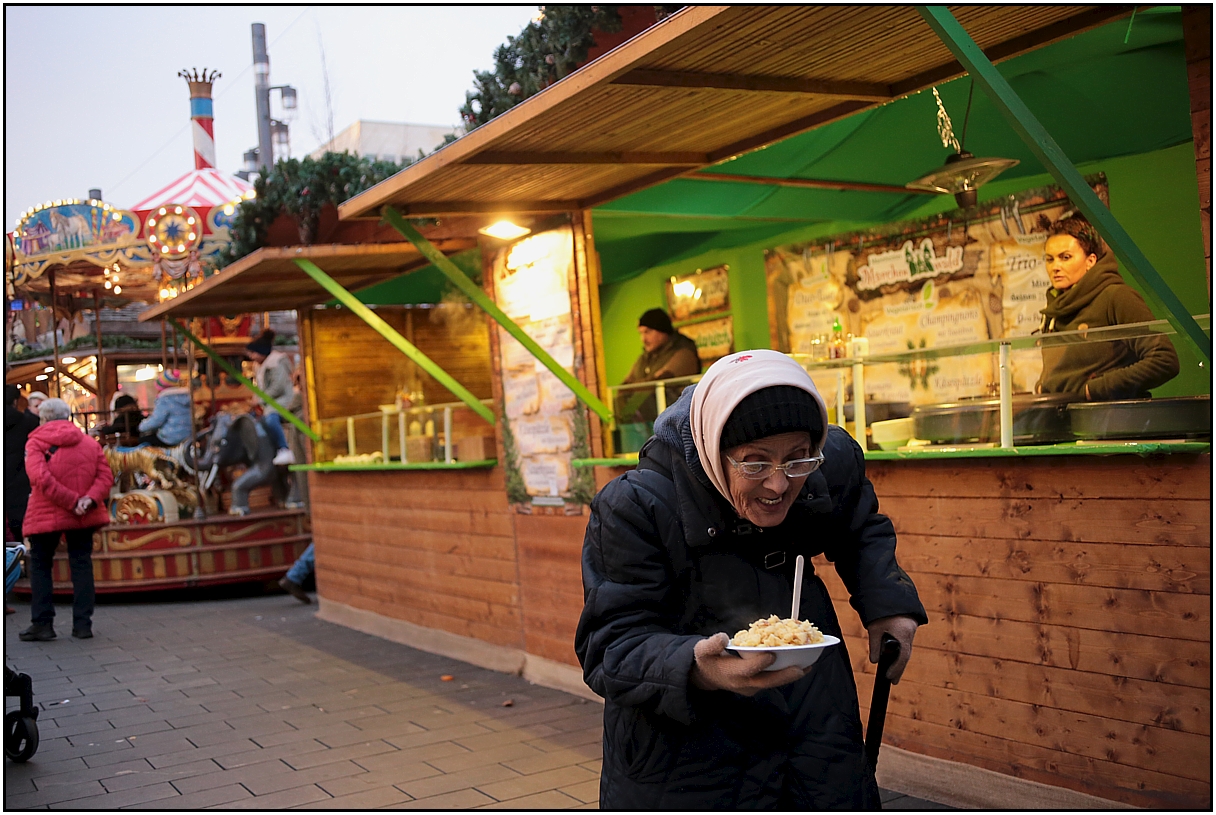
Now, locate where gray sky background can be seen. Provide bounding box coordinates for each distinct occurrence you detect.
[4,5,538,228]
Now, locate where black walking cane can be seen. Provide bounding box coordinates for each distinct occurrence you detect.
[864,633,901,772]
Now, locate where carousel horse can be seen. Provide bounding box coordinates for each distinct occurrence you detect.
[103,445,200,522]
[197,411,297,515]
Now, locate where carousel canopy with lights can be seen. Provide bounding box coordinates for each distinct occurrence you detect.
[6,69,254,306]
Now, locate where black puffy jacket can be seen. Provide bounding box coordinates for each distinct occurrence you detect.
[575,391,926,809]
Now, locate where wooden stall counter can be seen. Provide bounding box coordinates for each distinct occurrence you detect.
[304,462,599,700]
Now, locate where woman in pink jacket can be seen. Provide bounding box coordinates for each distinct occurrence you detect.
[20,398,113,641]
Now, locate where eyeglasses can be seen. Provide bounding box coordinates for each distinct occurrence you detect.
[726,453,825,480]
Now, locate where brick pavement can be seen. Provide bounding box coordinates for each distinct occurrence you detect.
[5,593,947,809]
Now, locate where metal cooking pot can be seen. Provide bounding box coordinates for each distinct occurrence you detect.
[1068,396,1211,440]
[912,393,1080,445]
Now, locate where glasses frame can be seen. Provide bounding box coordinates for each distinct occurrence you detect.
[725,453,825,481]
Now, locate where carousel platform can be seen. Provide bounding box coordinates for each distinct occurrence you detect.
[11,507,310,596]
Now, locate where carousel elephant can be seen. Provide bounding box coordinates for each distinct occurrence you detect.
[199,412,298,515]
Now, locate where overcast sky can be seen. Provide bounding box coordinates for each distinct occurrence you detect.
[4,5,538,228]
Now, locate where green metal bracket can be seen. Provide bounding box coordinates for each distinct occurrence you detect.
[918,5,1211,363]
[293,258,496,425]
[171,319,320,442]
[382,206,614,423]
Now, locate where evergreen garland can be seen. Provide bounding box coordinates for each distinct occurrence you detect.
[460,6,623,130]
[219,152,410,267]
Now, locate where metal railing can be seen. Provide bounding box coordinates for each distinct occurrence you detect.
[316,398,494,464]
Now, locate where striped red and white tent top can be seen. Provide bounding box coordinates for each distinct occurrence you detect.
[129,168,252,212]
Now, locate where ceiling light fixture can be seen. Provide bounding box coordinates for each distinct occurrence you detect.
[906,83,1018,208]
[478,220,531,241]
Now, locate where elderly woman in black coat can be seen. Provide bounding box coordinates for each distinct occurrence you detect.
[576,349,926,809]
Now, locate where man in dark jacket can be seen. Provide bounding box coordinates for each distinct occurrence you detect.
[576,350,926,809]
[4,385,39,540]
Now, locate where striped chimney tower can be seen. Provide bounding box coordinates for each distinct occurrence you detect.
[179,68,221,170]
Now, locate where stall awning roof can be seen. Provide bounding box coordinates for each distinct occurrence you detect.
[137,240,475,321]
[339,4,1130,220]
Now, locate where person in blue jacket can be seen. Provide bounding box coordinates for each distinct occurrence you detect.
[138,369,192,447]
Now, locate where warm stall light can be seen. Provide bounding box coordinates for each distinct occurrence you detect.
[159,207,167,215]
[112,285,122,294]
[148,234,157,242]
[43,366,54,373]
[61,356,76,364]
[223,204,235,216]
[35,375,48,381]
[104,280,112,289]
[671,279,702,300]
[135,366,157,382]
[174,206,183,214]
[186,216,195,225]
[160,288,170,299]
[188,232,197,241]
[478,220,531,240]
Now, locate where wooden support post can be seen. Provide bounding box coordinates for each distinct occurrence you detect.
[49,269,61,398]
[160,319,168,371]
[93,290,106,414]
[184,337,206,518]
[918,5,1210,363]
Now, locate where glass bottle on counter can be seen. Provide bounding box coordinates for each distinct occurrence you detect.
[829,318,847,359]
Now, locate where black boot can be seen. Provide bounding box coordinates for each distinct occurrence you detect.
[72,625,93,639]
[19,623,56,641]
[279,577,311,604]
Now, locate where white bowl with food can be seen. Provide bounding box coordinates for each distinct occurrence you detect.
[725,615,840,671]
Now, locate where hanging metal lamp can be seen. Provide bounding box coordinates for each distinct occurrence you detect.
[906,85,1018,208]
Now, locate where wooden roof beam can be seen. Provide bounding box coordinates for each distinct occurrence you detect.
[612,69,893,102]
[463,151,708,165]
[688,172,936,196]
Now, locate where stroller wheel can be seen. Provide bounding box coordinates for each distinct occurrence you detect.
[5,710,39,762]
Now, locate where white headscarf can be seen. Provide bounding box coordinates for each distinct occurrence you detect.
[690,349,829,501]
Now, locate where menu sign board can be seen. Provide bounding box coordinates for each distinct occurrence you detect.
[666,264,730,323]
[492,226,588,504]
[765,176,1108,404]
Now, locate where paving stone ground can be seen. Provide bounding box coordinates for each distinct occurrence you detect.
[5,592,947,810]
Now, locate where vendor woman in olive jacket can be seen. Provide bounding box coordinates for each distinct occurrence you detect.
[1036,213,1179,399]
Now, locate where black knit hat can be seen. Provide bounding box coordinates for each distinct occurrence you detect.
[638,308,675,335]
[245,329,275,357]
[720,385,824,451]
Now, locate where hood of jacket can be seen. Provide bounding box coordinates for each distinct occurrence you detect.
[29,419,86,448]
[155,387,190,401]
[1041,252,1123,327]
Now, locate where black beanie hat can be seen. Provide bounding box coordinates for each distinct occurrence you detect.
[4,385,18,406]
[246,329,275,357]
[720,385,824,452]
[638,308,675,335]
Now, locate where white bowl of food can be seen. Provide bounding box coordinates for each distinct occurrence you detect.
[725,615,840,671]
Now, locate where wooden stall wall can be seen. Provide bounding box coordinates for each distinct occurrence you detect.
[308,304,493,420]
[309,468,524,648]
[815,454,1211,809]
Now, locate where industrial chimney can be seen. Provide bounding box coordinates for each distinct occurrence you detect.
[178,68,222,170]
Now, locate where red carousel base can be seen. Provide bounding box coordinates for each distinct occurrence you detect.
[12,508,311,595]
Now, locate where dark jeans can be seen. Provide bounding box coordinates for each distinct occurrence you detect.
[27,528,98,629]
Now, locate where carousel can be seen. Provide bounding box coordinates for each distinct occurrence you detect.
[5,69,310,594]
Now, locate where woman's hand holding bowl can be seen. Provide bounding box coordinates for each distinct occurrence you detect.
[689,632,807,696]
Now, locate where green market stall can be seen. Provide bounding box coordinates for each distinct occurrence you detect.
[160,6,1212,808]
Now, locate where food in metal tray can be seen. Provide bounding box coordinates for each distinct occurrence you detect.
[731,615,825,647]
